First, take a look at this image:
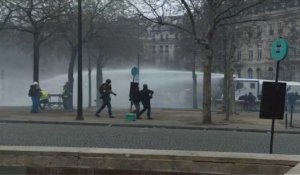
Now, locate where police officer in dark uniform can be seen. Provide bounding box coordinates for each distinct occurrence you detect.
[95,79,116,118]
[288,92,297,113]
[62,82,72,110]
[137,84,154,120]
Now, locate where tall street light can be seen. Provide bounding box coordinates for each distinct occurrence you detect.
[76,0,83,120]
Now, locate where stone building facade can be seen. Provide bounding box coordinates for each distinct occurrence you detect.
[141,0,300,80]
[235,0,300,82]
[142,17,189,69]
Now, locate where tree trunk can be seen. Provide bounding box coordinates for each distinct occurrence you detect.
[229,67,235,114]
[88,56,92,108]
[228,39,236,116]
[68,48,77,110]
[192,51,198,109]
[203,45,213,124]
[33,32,39,82]
[225,56,230,120]
[96,57,103,106]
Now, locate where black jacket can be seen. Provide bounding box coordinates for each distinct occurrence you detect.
[28,85,41,97]
[140,88,154,103]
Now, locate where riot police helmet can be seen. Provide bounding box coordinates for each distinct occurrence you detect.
[143,84,148,89]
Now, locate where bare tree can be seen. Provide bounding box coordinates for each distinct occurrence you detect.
[214,26,237,120]
[4,0,65,82]
[176,28,199,109]
[128,0,267,124]
[85,16,141,106]
[0,1,13,31]
[56,0,118,109]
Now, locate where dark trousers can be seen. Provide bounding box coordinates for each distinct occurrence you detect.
[96,99,112,116]
[131,101,140,115]
[138,101,151,118]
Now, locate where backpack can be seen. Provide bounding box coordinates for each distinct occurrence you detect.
[99,83,106,95]
[28,87,34,97]
[129,82,140,102]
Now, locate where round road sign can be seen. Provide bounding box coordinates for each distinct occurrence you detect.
[131,67,139,76]
[271,37,288,61]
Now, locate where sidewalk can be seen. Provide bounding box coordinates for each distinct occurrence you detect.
[0,106,300,133]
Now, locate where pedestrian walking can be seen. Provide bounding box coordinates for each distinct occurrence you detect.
[28,82,41,113]
[137,84,154,120]
[95,79,117,118]
[247,92,256,111]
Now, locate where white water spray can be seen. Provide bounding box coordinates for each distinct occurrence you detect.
[0,69,223,109]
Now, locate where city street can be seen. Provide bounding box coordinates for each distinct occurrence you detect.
[1,123,300,155]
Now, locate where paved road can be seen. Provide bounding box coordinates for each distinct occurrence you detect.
[0,123,300,155]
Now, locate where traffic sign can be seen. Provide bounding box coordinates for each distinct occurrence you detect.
[271,37,288,61]
[131,67,139,76]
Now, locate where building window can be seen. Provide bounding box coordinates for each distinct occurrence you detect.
[256,68,262,79]
[265,6,269,11]
[257,26,262,37]
[248,68,253,79]
[152,34,155,41]
[294,46,298,56]
[236,81,243,89]
[249,46,253,60]
[291,66,296,81]
[237,50,241,60]
[166,34,169,41]
[278,23,283,34]
[175,33,178,40]
[160,34,164,41]
[258,45,262,60]
[269,24,274,35]
[247,30,253,38]
[165,45,169,53]
[268,67,274,79]
[236,69,241,78]
[160,45,163,53]
[152,45,156,53]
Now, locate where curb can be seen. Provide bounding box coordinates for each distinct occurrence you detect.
[0,119,299,134]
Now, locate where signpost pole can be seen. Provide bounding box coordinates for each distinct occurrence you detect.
[285,108,288,128]
[265,37,288,154]
[269,61,280,154]
[290,107,293,127]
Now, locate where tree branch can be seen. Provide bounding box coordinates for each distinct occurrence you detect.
[215,0,266,26]
[219,18,267,26]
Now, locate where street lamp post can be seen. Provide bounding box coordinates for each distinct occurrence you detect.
[76,0,83,120]
[137,15,142,82]
[137,16,140,80]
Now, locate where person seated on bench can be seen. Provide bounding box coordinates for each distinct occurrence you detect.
[40,90,49,110]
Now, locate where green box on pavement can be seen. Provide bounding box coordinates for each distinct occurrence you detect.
[126,113,136,121]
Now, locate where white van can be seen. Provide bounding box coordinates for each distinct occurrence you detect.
[234,78,300,101]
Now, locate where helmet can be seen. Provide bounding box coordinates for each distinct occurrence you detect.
[106,79,111,83]
[143,84,148,89]
[33,82,38,85]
